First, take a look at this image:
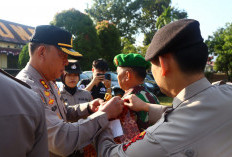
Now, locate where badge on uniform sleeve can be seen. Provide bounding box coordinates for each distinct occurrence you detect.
[48,98,54,105]
[40,79,49,89]
[122,131,146,151]
[44,91,50,97]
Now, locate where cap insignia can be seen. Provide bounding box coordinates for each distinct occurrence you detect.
[71,64,77,70]
[114,58,118,66]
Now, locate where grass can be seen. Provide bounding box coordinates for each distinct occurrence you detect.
[158,96,173,106]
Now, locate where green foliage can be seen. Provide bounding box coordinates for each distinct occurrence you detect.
[96,20,122,70]
[86,0,187,44]
[18,44,29,69]
[121,38,137,54]
[206,23,232,81]
[137,44,149,57]
[50,8,102,70]
[144,5,187,45]
[86,0,140,43]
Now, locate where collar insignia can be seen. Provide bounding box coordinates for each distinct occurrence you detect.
[40,79,49,89]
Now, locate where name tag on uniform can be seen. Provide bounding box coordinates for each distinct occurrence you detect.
[109,119,123,138]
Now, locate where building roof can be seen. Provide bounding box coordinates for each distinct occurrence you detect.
[0,19,34,45]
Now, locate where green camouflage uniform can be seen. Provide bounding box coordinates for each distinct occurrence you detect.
[124,84,159,131]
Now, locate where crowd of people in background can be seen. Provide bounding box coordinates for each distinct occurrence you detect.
[0,19,232,157]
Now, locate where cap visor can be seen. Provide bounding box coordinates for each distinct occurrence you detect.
[60,47,83,57]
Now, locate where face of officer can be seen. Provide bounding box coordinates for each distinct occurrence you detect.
[65,73,79,88]
[151,53,184,98]
[37,45,68,81]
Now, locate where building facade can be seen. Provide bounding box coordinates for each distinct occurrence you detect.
[0,19,34,70]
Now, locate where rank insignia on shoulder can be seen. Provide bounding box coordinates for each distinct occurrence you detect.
[44,91,50,97]
[40,79,49,89]
[48,98,54,105]
[122,131,146,151]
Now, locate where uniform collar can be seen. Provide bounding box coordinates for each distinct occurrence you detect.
[172,77,211,108]
[25,63,45,81]
[60,85,79,95]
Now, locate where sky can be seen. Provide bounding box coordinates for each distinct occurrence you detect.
[1,0,232,44]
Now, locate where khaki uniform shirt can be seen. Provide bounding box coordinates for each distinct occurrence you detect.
[0,69,48,157]
[95,78,232,157]
[60,86,92,122]
[16,64,109,157]
[60,86,92,106]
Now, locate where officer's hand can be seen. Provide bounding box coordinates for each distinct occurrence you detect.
[123,94,150,112]
[89,98,104,113]
[103,79,111,89]
[99,96,123,119]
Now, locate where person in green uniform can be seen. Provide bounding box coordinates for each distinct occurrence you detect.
[114,53,160,131]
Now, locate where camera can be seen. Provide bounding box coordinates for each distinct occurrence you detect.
[105,73,111,80]
[97,73,111,80]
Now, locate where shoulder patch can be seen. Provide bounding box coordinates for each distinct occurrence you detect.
[122,131,146,151]
[79,84,85,89]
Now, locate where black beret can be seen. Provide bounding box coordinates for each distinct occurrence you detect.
[145,19,205,61]
[30,25,82,58]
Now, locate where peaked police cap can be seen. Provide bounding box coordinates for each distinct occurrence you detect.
[30,25,82,58]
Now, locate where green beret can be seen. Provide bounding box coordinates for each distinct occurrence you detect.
[145,19,207,61]
[114,53,151,69]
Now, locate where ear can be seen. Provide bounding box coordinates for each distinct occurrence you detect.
[125,70,131,81]
[159,55,168,76]
[37,45,46,59]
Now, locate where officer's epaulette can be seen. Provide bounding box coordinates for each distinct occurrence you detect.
[0,69,31,89]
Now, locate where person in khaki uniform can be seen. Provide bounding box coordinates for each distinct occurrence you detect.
[60,60,92,122]
[0,69,49,157]
[95,19,232,157]
[16,25,123,157]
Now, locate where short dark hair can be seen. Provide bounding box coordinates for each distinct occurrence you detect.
[172,43,208,74]
[28,42,41,55]
[152,43,208,74]
[130,67,147,80]
[92,58,108,71]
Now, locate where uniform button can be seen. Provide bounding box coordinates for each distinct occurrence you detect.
[184,149,194,157]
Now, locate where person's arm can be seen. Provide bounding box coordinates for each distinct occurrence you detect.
[29,98,49,157]
[85,74,105,91]
[46,97,123,156]
[103,79,112,93]
[66,99,104,122]
[94,127,167,157]
[123,94,169,125]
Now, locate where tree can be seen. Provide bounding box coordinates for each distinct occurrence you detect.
[50,8,102,70]
[96,20,122,70]
[206,23,232,81]
[121,38,137,54]
[86,0,187,44]
[144,4,187,45]
[86,0,140,43]
[18,44,29,69]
